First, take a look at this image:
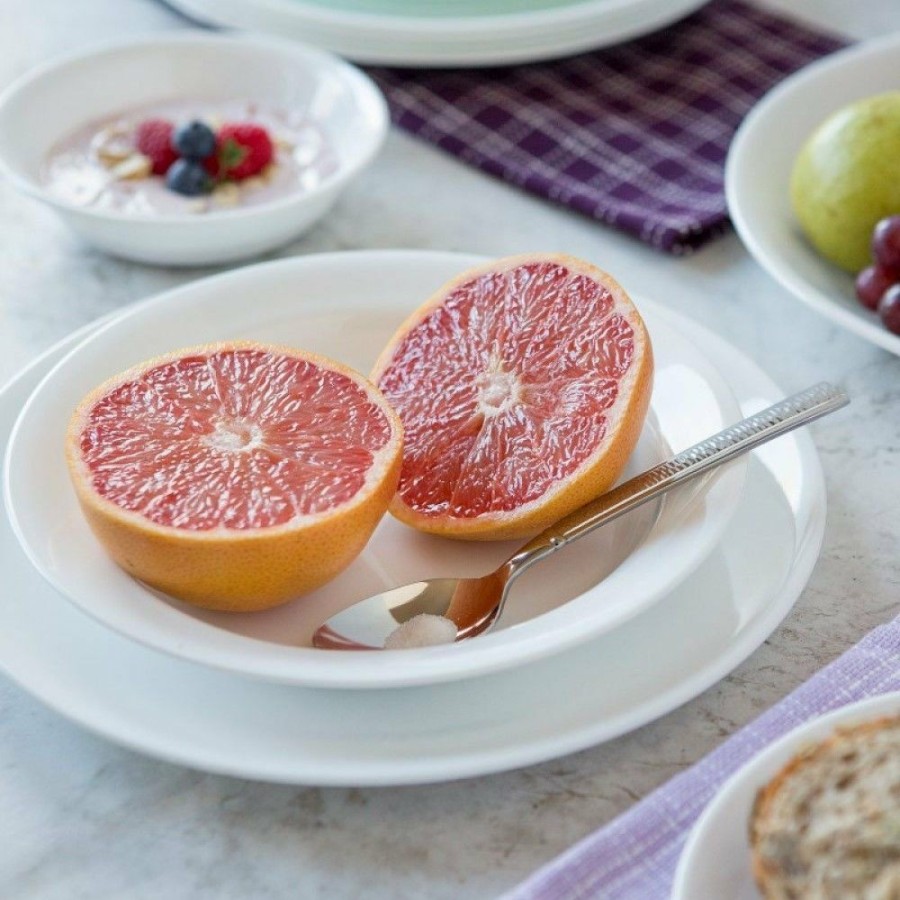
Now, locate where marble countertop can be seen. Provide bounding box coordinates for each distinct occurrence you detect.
[2,1,898,897]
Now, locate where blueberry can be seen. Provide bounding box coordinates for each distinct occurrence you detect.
[171,120,217,160]
[165,159,213,196]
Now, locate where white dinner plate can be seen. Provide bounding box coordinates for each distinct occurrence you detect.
[672,691,900,899]
[0,301,825,785]
[726,32,900,358]
[166,0,710,67]
[4,251,744,689]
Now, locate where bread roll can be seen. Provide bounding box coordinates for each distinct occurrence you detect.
[749,715,900,899]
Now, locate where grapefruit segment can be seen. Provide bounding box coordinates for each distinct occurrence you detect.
[372,254,653,540]
[66,342,402,611]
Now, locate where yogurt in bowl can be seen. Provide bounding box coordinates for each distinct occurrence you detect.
[42,99,340,216]
[0,34,388,265]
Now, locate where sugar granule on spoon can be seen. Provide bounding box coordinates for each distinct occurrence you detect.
[383,614,458,650]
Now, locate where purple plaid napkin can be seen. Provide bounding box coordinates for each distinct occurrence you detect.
[368,0,846,254]
[503,613,900,899]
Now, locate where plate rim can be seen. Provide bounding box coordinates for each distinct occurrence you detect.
[0,291,826,785]
[725,31,900,357]
[2,250,745,689]
[672,690,900,899]
[166,0,711,66]
[228,0,706,33]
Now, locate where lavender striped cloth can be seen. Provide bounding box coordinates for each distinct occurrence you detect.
[368,0,846,254]
[504,614,900,899]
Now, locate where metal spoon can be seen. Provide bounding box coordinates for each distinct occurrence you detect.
[313,382,848,651]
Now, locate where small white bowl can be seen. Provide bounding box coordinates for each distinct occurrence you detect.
[0,34,388,266]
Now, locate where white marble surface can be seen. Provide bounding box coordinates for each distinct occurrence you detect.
[1,1,899,897]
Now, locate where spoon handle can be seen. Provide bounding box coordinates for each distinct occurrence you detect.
[507,382,849,574]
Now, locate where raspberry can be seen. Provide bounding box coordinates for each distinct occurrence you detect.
[203,153,221,181]
[214,123,274,181]
[134,118,178,176]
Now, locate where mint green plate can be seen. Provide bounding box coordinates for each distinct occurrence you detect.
[287,0,585,17]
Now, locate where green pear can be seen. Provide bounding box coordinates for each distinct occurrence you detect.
[790,91,900,273]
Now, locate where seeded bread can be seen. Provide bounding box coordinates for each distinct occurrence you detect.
[749,715,900,899]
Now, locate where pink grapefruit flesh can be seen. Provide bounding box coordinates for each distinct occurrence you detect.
[66,342,403,611]
[372,254,653,540]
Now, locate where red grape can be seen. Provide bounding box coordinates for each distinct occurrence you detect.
[872,215,900,272]
[855,265,898,311]
[878,284,900,335]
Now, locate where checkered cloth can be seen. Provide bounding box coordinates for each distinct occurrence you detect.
[368,0,847,254]
[503,613,900,899]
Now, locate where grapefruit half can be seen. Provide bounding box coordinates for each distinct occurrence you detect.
[65,342,403,611]
[372,254,653,540]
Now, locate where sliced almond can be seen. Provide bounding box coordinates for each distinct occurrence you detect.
[92,125,135,167]
[211,182,240,207]
[111,154,152,181]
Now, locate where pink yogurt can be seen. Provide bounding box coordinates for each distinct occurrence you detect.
[41,99,339,216]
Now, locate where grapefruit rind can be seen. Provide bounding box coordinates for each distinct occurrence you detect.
[65,342,403,611]
[371,254,653,541]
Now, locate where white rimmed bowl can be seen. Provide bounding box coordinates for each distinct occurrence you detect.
[3,250,747,690]
[725,33,900,356]
[0,34,388,266]
[673,692,900,899]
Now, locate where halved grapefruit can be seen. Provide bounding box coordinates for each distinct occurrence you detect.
[65,342,402,611]
[372,254,653,540]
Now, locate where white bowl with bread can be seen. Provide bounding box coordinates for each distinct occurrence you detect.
[673,691,900,899]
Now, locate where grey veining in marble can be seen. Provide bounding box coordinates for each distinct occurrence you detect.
[1,1,899,898]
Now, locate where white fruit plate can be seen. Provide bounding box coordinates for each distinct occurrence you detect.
[3,251,745,689]
[673,691,900,899]
[726,32,900,357]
